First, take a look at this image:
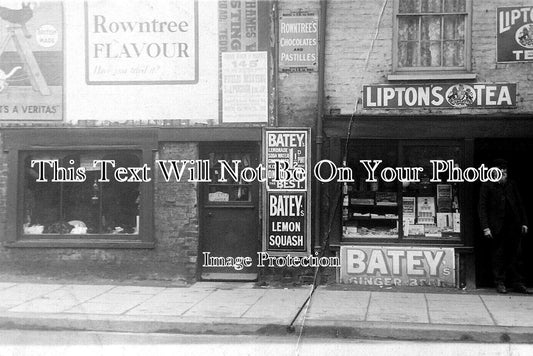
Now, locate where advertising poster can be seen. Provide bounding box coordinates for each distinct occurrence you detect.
[222,51,267,122]
[279,12,318,71]
[340,246,455,287]
[265,129,307,191]
[263,128,311,255]
[218,0,258,52]
[85,0,198,84]
[0,1,63,121]
[497,6,533,62]
[266,191,307,252]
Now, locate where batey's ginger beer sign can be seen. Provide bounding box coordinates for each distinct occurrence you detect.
[85,0,198,84]
[340,246,455,287]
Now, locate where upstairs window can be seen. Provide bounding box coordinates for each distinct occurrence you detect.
[394,0,471,72]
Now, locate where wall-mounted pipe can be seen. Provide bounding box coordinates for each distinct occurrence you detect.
[314,0,327,252]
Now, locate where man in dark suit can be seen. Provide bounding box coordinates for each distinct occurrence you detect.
[478,159,530,294]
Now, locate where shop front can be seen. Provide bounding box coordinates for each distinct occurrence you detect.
[324,115,533,288]
[0,126,265,282]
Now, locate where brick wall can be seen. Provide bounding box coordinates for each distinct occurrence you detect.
[0,135,200,282]
[324,0,533,116]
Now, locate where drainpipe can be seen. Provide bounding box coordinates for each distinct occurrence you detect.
[314,0,327,252]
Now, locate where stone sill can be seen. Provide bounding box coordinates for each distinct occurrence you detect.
[387,73,477,81]
[4,239,155,249]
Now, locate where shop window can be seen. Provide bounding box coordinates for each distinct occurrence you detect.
[22,150,141,238]
[394,0,471,73]
[401,144,462,241]
[341,140,463,243]
[342,141,400,239]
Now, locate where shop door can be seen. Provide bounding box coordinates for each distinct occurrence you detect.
[199,143,260,281]
[474,139,533,287]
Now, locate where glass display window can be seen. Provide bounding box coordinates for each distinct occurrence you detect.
[341,139,463,243]
[22,150,141,237]
[342,140,400,239]
[401,142,462,241]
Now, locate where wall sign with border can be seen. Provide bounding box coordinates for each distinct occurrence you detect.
[279,11,318,72]
[85,0,198,84]
[497,6,533,62]
[0,1,63,121]
[340,246,455,287]
[362,83,517,109]
[263,128,311,255]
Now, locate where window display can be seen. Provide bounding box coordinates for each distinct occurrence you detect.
[342,141,400,239]
[22,150,141,236]
[402,144,461,240]
[341,140,462,242]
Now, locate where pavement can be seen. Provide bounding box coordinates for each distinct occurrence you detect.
[0,281,532,343]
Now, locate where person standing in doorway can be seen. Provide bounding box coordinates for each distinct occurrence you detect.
[478,159,530,294]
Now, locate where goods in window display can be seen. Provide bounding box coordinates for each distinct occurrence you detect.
[402,196,416,223]
[436,184,452,212]
[375,192,397,206]
[417,197,436,224]
[436,213,453,229]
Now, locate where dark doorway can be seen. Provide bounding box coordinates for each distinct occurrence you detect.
[474,138,533,287]
[198,142,261,281]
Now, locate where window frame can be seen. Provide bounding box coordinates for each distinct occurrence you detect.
[340,138,466,246]
[3,129,156,248]
[392,0,473,75]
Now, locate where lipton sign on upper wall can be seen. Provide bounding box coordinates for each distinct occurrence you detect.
[497,6,533,63]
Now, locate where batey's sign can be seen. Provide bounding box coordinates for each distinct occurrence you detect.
[263,128,311,256]
[497,6,533,62]
[340,246,455,287]
[363,83,517,109]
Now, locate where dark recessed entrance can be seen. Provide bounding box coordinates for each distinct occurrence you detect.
[474,138,533,287]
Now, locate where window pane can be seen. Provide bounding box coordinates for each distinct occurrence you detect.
[399,0,420,13]
[421,0,442,13]
[398,41,419,67]
[444,0,465,12]
[443,40,464,66]
[62,153,101,234]
[443,15,464,40]
[398,17,419,41]
[23,154,61,234]
[101,152,141,234]
[421,16,441,41]
[421,41,441,66]
[402,145,461,241]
